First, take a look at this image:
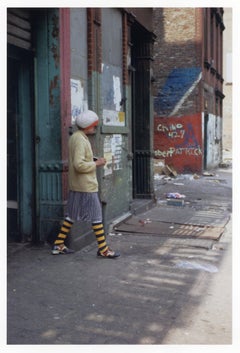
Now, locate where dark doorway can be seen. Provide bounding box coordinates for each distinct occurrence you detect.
[7,58,19,241]
[7,47,36,243]
[131,23,154,199]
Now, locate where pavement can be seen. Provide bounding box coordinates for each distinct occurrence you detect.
[5,161,238,349]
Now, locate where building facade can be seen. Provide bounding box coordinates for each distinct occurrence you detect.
[222,7,232,154]
[7,8,156,244]
[153,8,225,173]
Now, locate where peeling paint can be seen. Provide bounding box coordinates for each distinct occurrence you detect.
[51,14,59,38]
[71,79,87,124]
[49,75,59,106]
[51,14,60,68]
[203,113,222,168]
[113,75,121,111]
[103,109,125,126]
[51,43,59,68]
[104,134,123,176]
[102,63,123,112]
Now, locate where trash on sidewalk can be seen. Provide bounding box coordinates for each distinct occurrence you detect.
[154,159,178,178]
[154,174,165,180]
[163,164,178,177]
[219,160,231,168]
[165,192,186,206]
[167,199,185,206]
[154,159,165,174]
[202,171,215,176]
[138,218,152,226]
[175,260,218,273]
[193,174,200,179]
[165,192,186,199]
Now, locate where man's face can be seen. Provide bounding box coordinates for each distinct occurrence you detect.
[84,125,98,135]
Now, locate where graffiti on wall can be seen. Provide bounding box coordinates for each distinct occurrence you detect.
[71,79,87,124]
[156,122,185,139]
[154,67,202,116]
[155,120,202,157]
[155,146,202,158]
[154,114,202,172]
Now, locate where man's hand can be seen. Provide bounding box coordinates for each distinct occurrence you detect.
[95,157,106,167]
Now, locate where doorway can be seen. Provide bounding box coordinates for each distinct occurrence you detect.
[7,48,36,242]
[131,23,154,199]
[203,113,209,170]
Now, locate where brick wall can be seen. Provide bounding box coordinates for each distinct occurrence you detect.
[153,8,202,117]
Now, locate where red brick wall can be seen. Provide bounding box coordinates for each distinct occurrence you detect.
[154,114,203,173]
[153,9,203,173]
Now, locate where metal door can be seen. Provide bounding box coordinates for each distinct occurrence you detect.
[131,23,154,199]
[7,58,19,241]
[7,50,35,242]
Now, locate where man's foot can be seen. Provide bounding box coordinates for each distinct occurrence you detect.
[97,248,120,258]
[51,244,75,255]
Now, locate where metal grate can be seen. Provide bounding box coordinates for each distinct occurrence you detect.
[134,150,152,198]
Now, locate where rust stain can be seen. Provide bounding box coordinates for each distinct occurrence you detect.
[51,14,59,38]
[51,43,59,68]
[51,14,60,68]
[49,75,59,106]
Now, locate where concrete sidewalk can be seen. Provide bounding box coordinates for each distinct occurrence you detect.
[6,167,233,345]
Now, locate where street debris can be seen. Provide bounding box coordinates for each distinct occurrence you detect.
[163,164,178,177]
[138,218,152,226]
[165,192,186,199]
[109,232,122,236]
[219,160,232,168]
[154,159,177,177]
[202,171,215,176]
[165,192,186,206]
[154,159,165,174]
[167,199,185,206]
[193,174,200,179]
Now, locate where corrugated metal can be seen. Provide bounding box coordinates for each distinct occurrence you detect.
[7,9,32,50]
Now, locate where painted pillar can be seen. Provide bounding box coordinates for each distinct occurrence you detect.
[34,9,65,242]
[59,8,71,201]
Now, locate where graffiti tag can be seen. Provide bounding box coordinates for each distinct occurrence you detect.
[155,146,202,158]
[156,123,185,139]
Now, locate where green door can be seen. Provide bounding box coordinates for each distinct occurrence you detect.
[7,57,19,241]
[7,48,36,242]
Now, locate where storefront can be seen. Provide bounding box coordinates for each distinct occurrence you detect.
[7,8,155,245]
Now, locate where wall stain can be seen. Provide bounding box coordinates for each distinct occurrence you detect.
[49,75,59,106]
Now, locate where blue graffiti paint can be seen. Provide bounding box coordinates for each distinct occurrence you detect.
[154,67,201,115]
[176,122,199,148]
